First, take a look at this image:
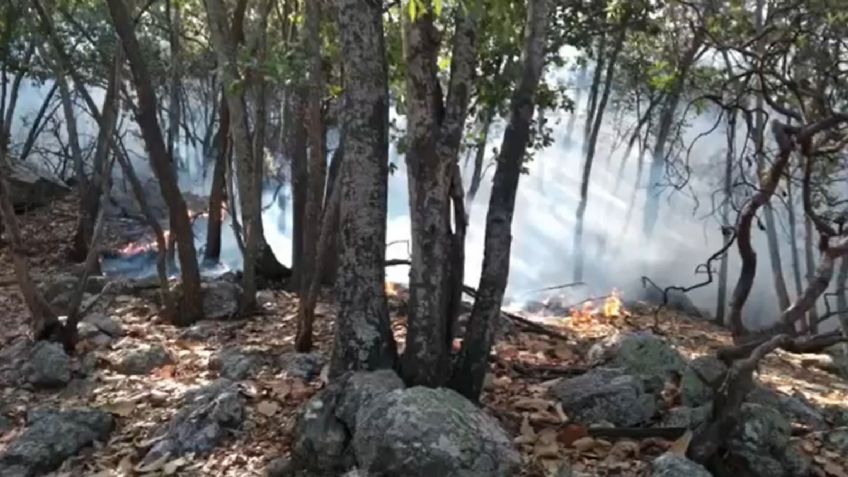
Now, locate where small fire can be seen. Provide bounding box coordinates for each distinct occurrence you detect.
[569,289,625,321]
[117,231,170,256]
[385,281,399,297]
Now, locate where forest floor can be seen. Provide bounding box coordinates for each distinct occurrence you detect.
[2,197,848,477]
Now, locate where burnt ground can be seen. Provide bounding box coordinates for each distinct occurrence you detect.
[1,197,848,476]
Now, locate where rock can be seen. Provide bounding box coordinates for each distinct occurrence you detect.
[24,341,71,388]
[354,387,520,477]
[550,367,657,426]
[588,332,686,379]
[681,355,727,406]
[7,162,71,211]
[213,346,268,380]
[727,403,801,477]
[782,441,811,477]
[639,286,702,317]
[279,352,326,381]
[651,453,712,477]
[77,322,113,348]
[824,427,848,453]
[266,457,296,477]
[179,321,219,341]
[747,385,826,430]
[202,280,242,320]
[0,415,12,434]
[336,370,405,429]
[0,408,113,477]
[83,313,123,337]
[293,381,354,474]
[112,344,173,375]
[661,404,711,430]
[141,379,244,465]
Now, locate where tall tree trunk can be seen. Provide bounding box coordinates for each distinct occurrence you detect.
[466,102,494,212]
[402,1,477,387]
[167,0,182,174]
[286,90,308,289]
[70,49,122,266]
[296,0,327,352]
[330,0,397,376]
[56,73,86,195]
[716,108,735,326]
[573,16,627,282]
[0,42,34,160]
[836,258,848,338]
[642,31,704,238]
[565,62,587,142]
[787,178,804,299]
[804,217,819,334]
[450,0,550,401]
[106,0,204,324]
[18,82,59,162]
[205,92,229,262]
[205,0,264,311]
[582,33,606,157]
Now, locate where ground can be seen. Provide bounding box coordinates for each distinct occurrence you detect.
[1,198,848,477]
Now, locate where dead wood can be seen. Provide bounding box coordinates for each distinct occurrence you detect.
[464,284,570,340]
[587,426,688,440]
[716,329,844,363]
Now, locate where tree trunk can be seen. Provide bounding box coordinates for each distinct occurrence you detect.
[836,258,848,338]
[787,179,804,299]
[330,0,397,377]
[565,62,587,142]
[205,92,229,262]
[466,102,494,212]
[18,82,58,162]
[573,16,627,282]
[106,0,204,324]
[582,33,606,157]
[56,72,86,196]
[804,216,819,334]
[642,31,704,238]
[402,1,477,387]
[69,49,122,267]
[296,0,327,352]
[205,0,264,312]
[716,108,735,326]
[167,0,182,174]
[450,0,550,401]
[286,90,308,289]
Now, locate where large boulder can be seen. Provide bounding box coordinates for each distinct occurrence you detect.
[727,403,808,477]
[353,387,520,477]
[336,370,404,429]
[588,332,687,380]
[24,341,71,388]
[550,367,657,426]
[681,355,727,406]
[638,286,703,317]
[112,343,173,375]
[661,404,711,430]
[212,346,269,380]
[0,408,113,477]
[278,352,326,381]
[82,313,123,338]
[141,379,245,465]
[7,162,70,211]
[747,385,826,430]
[651,453,711,477]
[293,381,354,474]
[202,280,242,320]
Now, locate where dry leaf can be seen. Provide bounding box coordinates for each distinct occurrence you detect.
[533,439,560,458]
[824,461,848,477]
[102,400,136,417]
[513,397,551,412]
[553,402,567,423]
[556,423,588,447]
[607,439,640,461]
[571,436,597,452]
[163,457,187,475]
[668,430,693,456]
[256,400,280,417]
[135,453,169,473]
[515,414,537,445]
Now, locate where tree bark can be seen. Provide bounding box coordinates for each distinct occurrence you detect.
[17,82,58,162]
[804,216,820,333]
[330,0,397,377]
[56,72,86,196]
[106,0,204,324]
[402,0,477,387]
[286,90,308,289]
[582,33,606,157]
[167,0,182,174]
[466,101,495,212]
[450,0,551,401]
[573,15,627,282]
[787,178,805,300]
[205,92,229,263]
[837,258,848,338]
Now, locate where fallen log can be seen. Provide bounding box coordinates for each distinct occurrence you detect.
[716,330,844,363]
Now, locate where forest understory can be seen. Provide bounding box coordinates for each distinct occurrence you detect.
[3,197,848,477]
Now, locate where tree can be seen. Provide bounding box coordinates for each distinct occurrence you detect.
[329,0,398,376]
[451,0,551,401]
[105,0,204,324]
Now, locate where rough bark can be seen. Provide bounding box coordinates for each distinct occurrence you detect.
[573,16,627,282]
[205,92,229,262]
[205,0,262,311]
[106,0,204,324]
[450,0,550,401]
[286,90,308,289]
[804,217,819,333]
[787,179,804,300]
[402,0,477,387]
[167,0,182,174]
[297,0,327,351]
[329,0,397,376]
[56,73,86,195]
[466,102,494,211]
[837,258,848,337]
[582,33,606,157]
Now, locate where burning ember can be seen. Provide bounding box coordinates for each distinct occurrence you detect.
[117,231,170,256]
[385,281,399,297]
[569,289,626,322]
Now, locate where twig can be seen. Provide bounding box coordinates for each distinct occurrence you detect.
[463,284,570,341]
[514,281,587,297]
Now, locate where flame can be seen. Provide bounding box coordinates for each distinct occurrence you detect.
[569,300,597,321]
[385,281,399,297]
[603,289,623,318]
[569,289,626,321]
[117,230,171,256]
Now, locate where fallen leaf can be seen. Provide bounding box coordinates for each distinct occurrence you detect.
[163,456,187,475]
[668,429,692,456]
[514,414,537,445]
[101,400,136,417]
[554,402,567,422]
[135,453,169,473]
[556,423,588,447]
[256,400,280,417]
[571,436,597,452]
[513,397,551,412]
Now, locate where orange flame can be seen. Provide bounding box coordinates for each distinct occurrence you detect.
[117,230,171,256]
[569,289,626,321]
[603,289,623,318]
[385,281,399,297]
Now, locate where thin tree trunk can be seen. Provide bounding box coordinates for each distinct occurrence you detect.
[205,92,229,263]
[330,0,397,376]
[56,73,86,195]
[106,0,204,324]
[836,258,848,338]
[716,110,735,326]
[287,90,308,289]
[573,16,627,282]
[0,42,34,157]
[18,82,59,162]
[582,33,606,157]
[786,178,804,299]
[450,0,551,401]
[167,0,182,174]
[565,62,587,142]
[466,102,494,212]
[296,0,327,352]
[804,216,819,334]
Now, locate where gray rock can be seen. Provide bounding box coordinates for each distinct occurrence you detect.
[141,379,244,465]
[7,162,70,211]
[179,321,219,341]
[336,370,404,429]
[639,287,702,317]
[203,280,241,320]
[651,453,711,477]
[353,387,520,477]
[83,313,123,337]
[112,344,173,375]
[550,367,657,426]
[25,341,71,388]
[681,355,727,406]
[661,404,711,430]
[293,382,353,474]
[0,408,113,477]
[588,332,686,380]
[77,322,113,348]
[213,346,268,380]
[279,352,326,381]
[824,427,848,453]
[0,415,12,434]
[747,385,826,430]
[782,442,811,477]
[727,403,796,477]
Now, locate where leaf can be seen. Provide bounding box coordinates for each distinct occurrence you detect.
[571,436,597,452]
[668,429,693,456]
[512,397,552,412]
[256,400,280,417]
[163,457,187,475]
[434,0,442,16]
[514,413,536,445]
[556,423,588,446]
[101,400,136,417]
[135,453,169,473]
[554,402,567,422]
